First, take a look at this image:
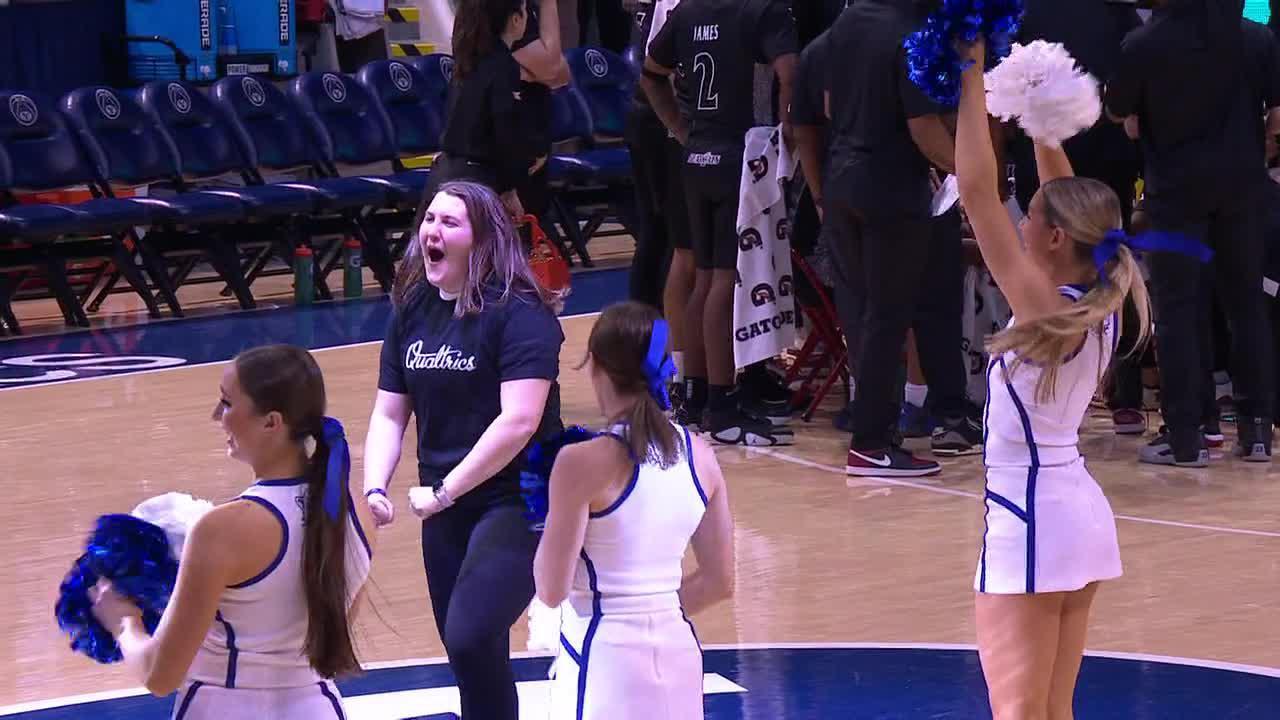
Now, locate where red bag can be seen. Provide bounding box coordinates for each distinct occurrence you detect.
[522,215,571,293]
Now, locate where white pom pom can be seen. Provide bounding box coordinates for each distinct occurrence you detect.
[984,40,1101,148]
[131,492,216,561]
[525,597,563,652]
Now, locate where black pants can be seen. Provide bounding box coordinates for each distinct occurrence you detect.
[625,107,688,308]
[827,188,969,448]
[1148,185,1274,448]
[335,28,388,72]
[421,500,538,719]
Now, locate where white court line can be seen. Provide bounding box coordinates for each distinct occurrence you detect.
[749,447,1280,539]
[4,642,1275,716]
[0,311,605,393]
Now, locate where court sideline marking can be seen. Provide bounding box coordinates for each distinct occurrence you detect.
[2,642,1275,716]
[748,447,1280,539]
[3,316,1276,536]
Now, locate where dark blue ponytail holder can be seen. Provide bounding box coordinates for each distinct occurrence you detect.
[320,417,349,522]
[1093,229,1213,284]
[642,319,677,410]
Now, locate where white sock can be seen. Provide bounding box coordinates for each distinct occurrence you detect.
[905,383,929,408]
[673,351,685,382]
[848,379,857,402]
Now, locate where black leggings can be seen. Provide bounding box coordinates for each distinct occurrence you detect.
[421,500,538,719]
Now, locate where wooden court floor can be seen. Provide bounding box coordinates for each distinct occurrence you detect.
[1,314,1279,708]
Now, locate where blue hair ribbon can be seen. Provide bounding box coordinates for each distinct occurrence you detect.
[321,417,349,521]
[642,319,677,410]
[1093,229,1214,283]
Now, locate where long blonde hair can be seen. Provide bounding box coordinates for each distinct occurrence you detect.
[987,177,1152,402]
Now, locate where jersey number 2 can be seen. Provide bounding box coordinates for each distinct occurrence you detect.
[692,52,719,111]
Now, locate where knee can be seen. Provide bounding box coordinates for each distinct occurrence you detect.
[442,621,503,679]
[991,698,1049,720]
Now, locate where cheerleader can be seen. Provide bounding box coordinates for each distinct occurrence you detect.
[534,301,735,720]
[90,345,375,718]
[954,36,1214,718]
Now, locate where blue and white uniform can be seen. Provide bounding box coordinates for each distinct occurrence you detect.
[550,424,709,720]
[976,285,1122,594]
[174,479,374,719]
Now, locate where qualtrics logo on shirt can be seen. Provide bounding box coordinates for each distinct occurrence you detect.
[405,341,478,372]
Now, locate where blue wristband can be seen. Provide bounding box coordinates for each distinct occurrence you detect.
[364,488,387,499]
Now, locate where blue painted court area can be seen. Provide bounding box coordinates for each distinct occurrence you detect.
[0,268,626,388]
[4,646,1277,719]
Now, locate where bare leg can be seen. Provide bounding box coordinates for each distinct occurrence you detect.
[976,591,1066,720]
[683,269,712,381]
[665,249,696,353]
[705,269,738,386]
[1046,583,1100,720]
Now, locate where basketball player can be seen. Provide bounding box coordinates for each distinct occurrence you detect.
[641,0,799,445]
[90,345,375,718]
[362,182,565,719]
[954,38,1170,718]
[534,301,733,719]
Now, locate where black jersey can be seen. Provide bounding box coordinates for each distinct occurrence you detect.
[648,0,798,160]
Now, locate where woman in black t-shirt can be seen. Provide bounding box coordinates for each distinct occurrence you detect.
[421,0,568,220]
[362,181,565,719]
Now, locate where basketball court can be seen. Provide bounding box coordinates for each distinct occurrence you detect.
[1,266,1278,718]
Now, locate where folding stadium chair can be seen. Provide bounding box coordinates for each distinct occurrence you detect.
[210,74,403,292]
[786,249,851,422]
[0,89,190,329]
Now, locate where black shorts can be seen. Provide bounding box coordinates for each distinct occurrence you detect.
[683,159,741,270]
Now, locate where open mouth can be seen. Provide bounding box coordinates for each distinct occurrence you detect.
[426,246,445,263]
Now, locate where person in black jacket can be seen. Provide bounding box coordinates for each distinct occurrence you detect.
[421,0,567,220]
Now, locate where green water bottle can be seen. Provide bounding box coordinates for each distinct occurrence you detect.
[294,245,314,306]
[343,238,364,299]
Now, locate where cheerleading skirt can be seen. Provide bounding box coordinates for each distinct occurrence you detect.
[975,457,1122,595]
[171,679,347,719]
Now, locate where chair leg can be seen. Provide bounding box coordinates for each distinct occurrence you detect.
[134,232,185,317]
[0,274,20,335]
[551,196,593,267]
[42,250,90,327]
[109,238,163,318]
[205,234,256,310]
[352,220,396,293]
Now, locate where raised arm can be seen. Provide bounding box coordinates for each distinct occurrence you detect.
[955,39,1061,320]
[513,0,570,87]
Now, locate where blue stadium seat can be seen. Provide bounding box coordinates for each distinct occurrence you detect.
[60,86,266,309]
[566,47,637,140]
[357,60,444,157]
[0,89,178,326]
[290,71,429,203]
[405,53,454,109]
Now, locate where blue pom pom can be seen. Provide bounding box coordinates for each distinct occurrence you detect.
[904,0,1025,106]
[55,514,178,664]
[520,425,602,530]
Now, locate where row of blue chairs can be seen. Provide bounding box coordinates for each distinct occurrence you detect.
[0,47,639,335]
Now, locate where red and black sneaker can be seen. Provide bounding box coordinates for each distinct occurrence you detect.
[846,445,941,477]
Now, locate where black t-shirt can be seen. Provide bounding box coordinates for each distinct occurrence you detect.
[1106,11,1280,212]
[440,47,530,193]
[792,28,831,129]
[648,0,798,162]
[824,0,945,216]
[378,284,565,506]
[513,0,552,156]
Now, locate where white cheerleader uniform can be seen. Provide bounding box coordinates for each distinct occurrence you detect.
[550,424,709,720]
[173,479,373,719]
[976,285,1123,594]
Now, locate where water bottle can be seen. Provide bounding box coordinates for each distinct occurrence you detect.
[294,245,313,306]
[343,238,363,299]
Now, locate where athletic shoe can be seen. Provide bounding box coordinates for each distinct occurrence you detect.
[672,398,703,433]
[1202,417,1225,449]
[1138,428,1208,468]
[1112,408,1147,435]
[899,402,937,439]
[705,407,794,446]
[1233,417,1273,463]
[931,416,984,457]
[846,446,941,477]
[740,394,792,426]
[1217,394,1237,424]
